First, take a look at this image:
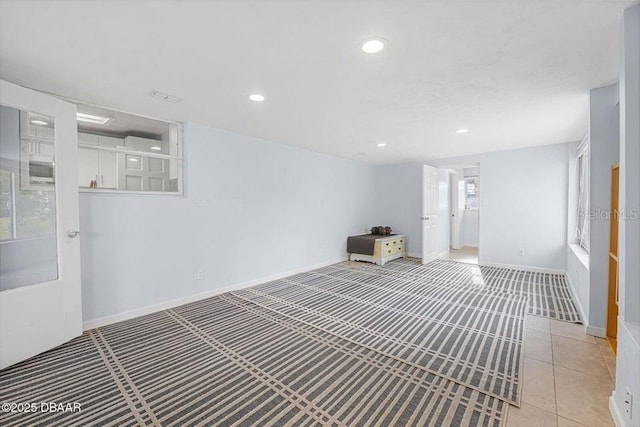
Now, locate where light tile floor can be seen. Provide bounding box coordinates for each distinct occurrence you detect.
[441,246,479,264]
[506,315,617,427]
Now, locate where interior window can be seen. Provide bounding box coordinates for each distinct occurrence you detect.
[40,103,183,193]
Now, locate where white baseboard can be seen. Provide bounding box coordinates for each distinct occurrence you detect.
[609,393,626,427]
[462,243,479,248]
[478,261,566,275]
[438,250,449,258]
[586,325,607,338]
[83,257,348,330]
[565,273,588,326]
[407,252,421,259]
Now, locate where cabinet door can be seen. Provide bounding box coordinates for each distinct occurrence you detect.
[77,147,99,188]
[35,126,54,141]
[98,135,121,148]
[78,132,99,146]
[99,151,118,189]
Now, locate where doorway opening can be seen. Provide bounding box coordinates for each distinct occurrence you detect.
[442,165,479,264]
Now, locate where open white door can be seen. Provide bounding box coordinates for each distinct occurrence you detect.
[422,165,439,264]
[0,80,81,369]
[449,170,461,250]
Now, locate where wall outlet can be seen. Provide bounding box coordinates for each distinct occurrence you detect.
[195,269,204,280]
[518,248,526,256]
[625,387,633,418]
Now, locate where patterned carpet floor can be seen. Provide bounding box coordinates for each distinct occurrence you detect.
[0,258,581,426]
[335,259,581,322]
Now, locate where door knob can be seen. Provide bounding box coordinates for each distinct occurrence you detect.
[68,230,80,238]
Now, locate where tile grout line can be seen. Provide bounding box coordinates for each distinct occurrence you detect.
[595,338,616,383]
[551,330,615,427]
[551,333,560,425]
[550,332,614,382]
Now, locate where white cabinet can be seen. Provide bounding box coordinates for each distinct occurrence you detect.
[78,133,99,146]
[99,151,117,188]
[124,135,161,151]
[77,132,121,189]
[97,135,119,189]
[98,135,120,148]
[35,126,54,140]
[77,147,99,188]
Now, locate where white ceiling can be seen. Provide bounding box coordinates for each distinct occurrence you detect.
[75,103,168,139]
[0,1,633,164]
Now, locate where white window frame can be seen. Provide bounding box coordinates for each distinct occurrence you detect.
[56,97,184,196]
[576,135,590,252]
[77,124,184,196]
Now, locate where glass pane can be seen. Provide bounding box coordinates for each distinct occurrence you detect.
[125,175,142,191]
[0,170,12,240]
[148,157,164,172]
[126,154,142,170]
[148,177,163,191]
[0,105,58,291]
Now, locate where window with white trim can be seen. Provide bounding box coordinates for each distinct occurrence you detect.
[576,136,590,251]
[21,102,183,194]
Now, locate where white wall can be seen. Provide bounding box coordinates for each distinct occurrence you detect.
[613,5,640,426]
[79,122,375,323]
[428,143,570,271]
[588,83,620,334]
[373,163,423,257]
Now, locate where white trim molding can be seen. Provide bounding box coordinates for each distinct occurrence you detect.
[586,325,606,338]
[569,243,589,270]
[610,393,626,427]
[478,261,566,275]
[565,273,589,327]
[83,257,348,330]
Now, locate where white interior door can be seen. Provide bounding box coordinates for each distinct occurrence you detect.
[449,170,461,250]
[422,165,439,264]
[0,80,82,369]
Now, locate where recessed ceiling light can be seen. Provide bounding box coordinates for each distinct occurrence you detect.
[128,157,139,162]
[150,146,162,151]
[377,143,387,147]
[456,128,470,134]
[249,94,265,102]
[361,37,387,54]
[31,119,48,126]
[77,112,111,125]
